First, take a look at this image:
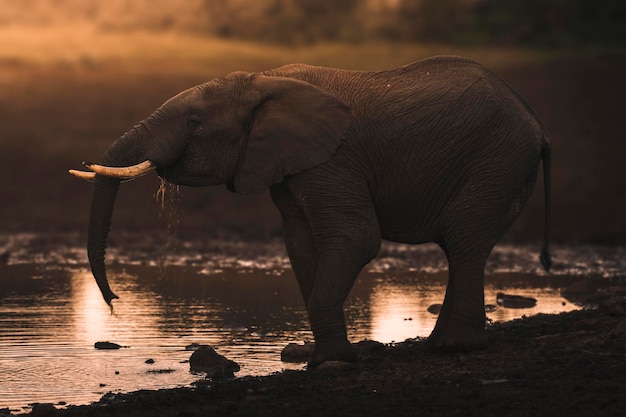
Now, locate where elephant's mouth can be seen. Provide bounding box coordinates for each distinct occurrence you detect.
[157,165,224,187]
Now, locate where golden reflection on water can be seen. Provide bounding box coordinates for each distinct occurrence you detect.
[367,281,438,343]
[363,275,580,344]
[0,265,581,412]
[72,270,116,345]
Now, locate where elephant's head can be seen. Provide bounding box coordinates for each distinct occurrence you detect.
[70,72,352,305]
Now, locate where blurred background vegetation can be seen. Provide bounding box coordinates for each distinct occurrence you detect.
[0,0,624,47]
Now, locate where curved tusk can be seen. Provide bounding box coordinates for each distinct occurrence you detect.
[69,169,96,182]
[83,160,156,179]
[68,169,135,183]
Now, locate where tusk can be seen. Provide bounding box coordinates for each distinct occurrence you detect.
[69,169,96,182]
[83,160,156,178]
[68,169,136,183]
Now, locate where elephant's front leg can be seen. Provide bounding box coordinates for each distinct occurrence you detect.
[272,184,349,364]
[305,244,367,365]
[271,184,319,304]
[281,227,364,365]
[306,221,381,366]
[272,182,381,367]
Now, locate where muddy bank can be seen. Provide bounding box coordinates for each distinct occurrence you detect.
[21,297,626,417]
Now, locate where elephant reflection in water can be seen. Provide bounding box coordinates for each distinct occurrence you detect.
[70,56,551,367]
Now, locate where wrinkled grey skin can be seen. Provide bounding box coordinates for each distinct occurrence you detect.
[87,56,551,367]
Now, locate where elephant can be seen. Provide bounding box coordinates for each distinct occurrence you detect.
[70,55,552,367]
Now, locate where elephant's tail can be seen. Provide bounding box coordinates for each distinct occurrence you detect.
[539,143,552,272]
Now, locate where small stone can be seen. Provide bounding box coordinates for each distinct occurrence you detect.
[185,343,203,351]
[189,346,240,378]
[354,340,385,356]
[29,403,56,416]
[281,341,315,363]
[95,341,124,350]
[427,304,442,314]
[496,292,537,309]
[484,304,497,313]
[145,358,155,364]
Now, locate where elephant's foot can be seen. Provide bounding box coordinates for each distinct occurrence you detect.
[308,338,356,368]
[426,316,488,351]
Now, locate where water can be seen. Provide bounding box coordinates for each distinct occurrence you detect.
[0,233,625,413]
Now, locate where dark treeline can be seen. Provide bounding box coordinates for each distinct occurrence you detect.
[2,0,623,47]
[204,0,626,47]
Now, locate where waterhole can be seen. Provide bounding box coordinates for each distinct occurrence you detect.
[0,234,624,413]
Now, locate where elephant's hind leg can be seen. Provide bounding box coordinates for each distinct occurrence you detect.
[426,190,500,349]
[426,244,491,351]
[426,155,538,350]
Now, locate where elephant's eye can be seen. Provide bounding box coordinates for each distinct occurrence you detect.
[187,117,201,129]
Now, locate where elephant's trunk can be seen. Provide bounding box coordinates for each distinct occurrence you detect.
[88,174,121,305]
[85,124,154,305]
[81,92,195,305]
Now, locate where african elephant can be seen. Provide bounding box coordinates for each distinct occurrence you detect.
[70,56,552,367]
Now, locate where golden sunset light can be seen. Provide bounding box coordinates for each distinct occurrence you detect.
[1,1,625,415]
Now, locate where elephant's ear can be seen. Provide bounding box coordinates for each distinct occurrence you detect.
[233,75,352,194]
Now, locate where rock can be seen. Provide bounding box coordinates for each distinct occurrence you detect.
[145,358,155,364]
[185,343,202,351]
[95,341,126,349]
[485,304,497,313]
[189,346,240,378]
[281,341,315,363]
[427,304,442,314]
[354,340,385,357]
[430,303,497,314]
[496,292,537,309]
[29,403,56,416]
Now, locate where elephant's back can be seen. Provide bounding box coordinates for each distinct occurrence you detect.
[265,58,548,168]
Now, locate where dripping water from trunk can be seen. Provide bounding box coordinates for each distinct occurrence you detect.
[155,178,182,278]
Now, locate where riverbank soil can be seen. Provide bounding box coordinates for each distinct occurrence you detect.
[27,296,626,417]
